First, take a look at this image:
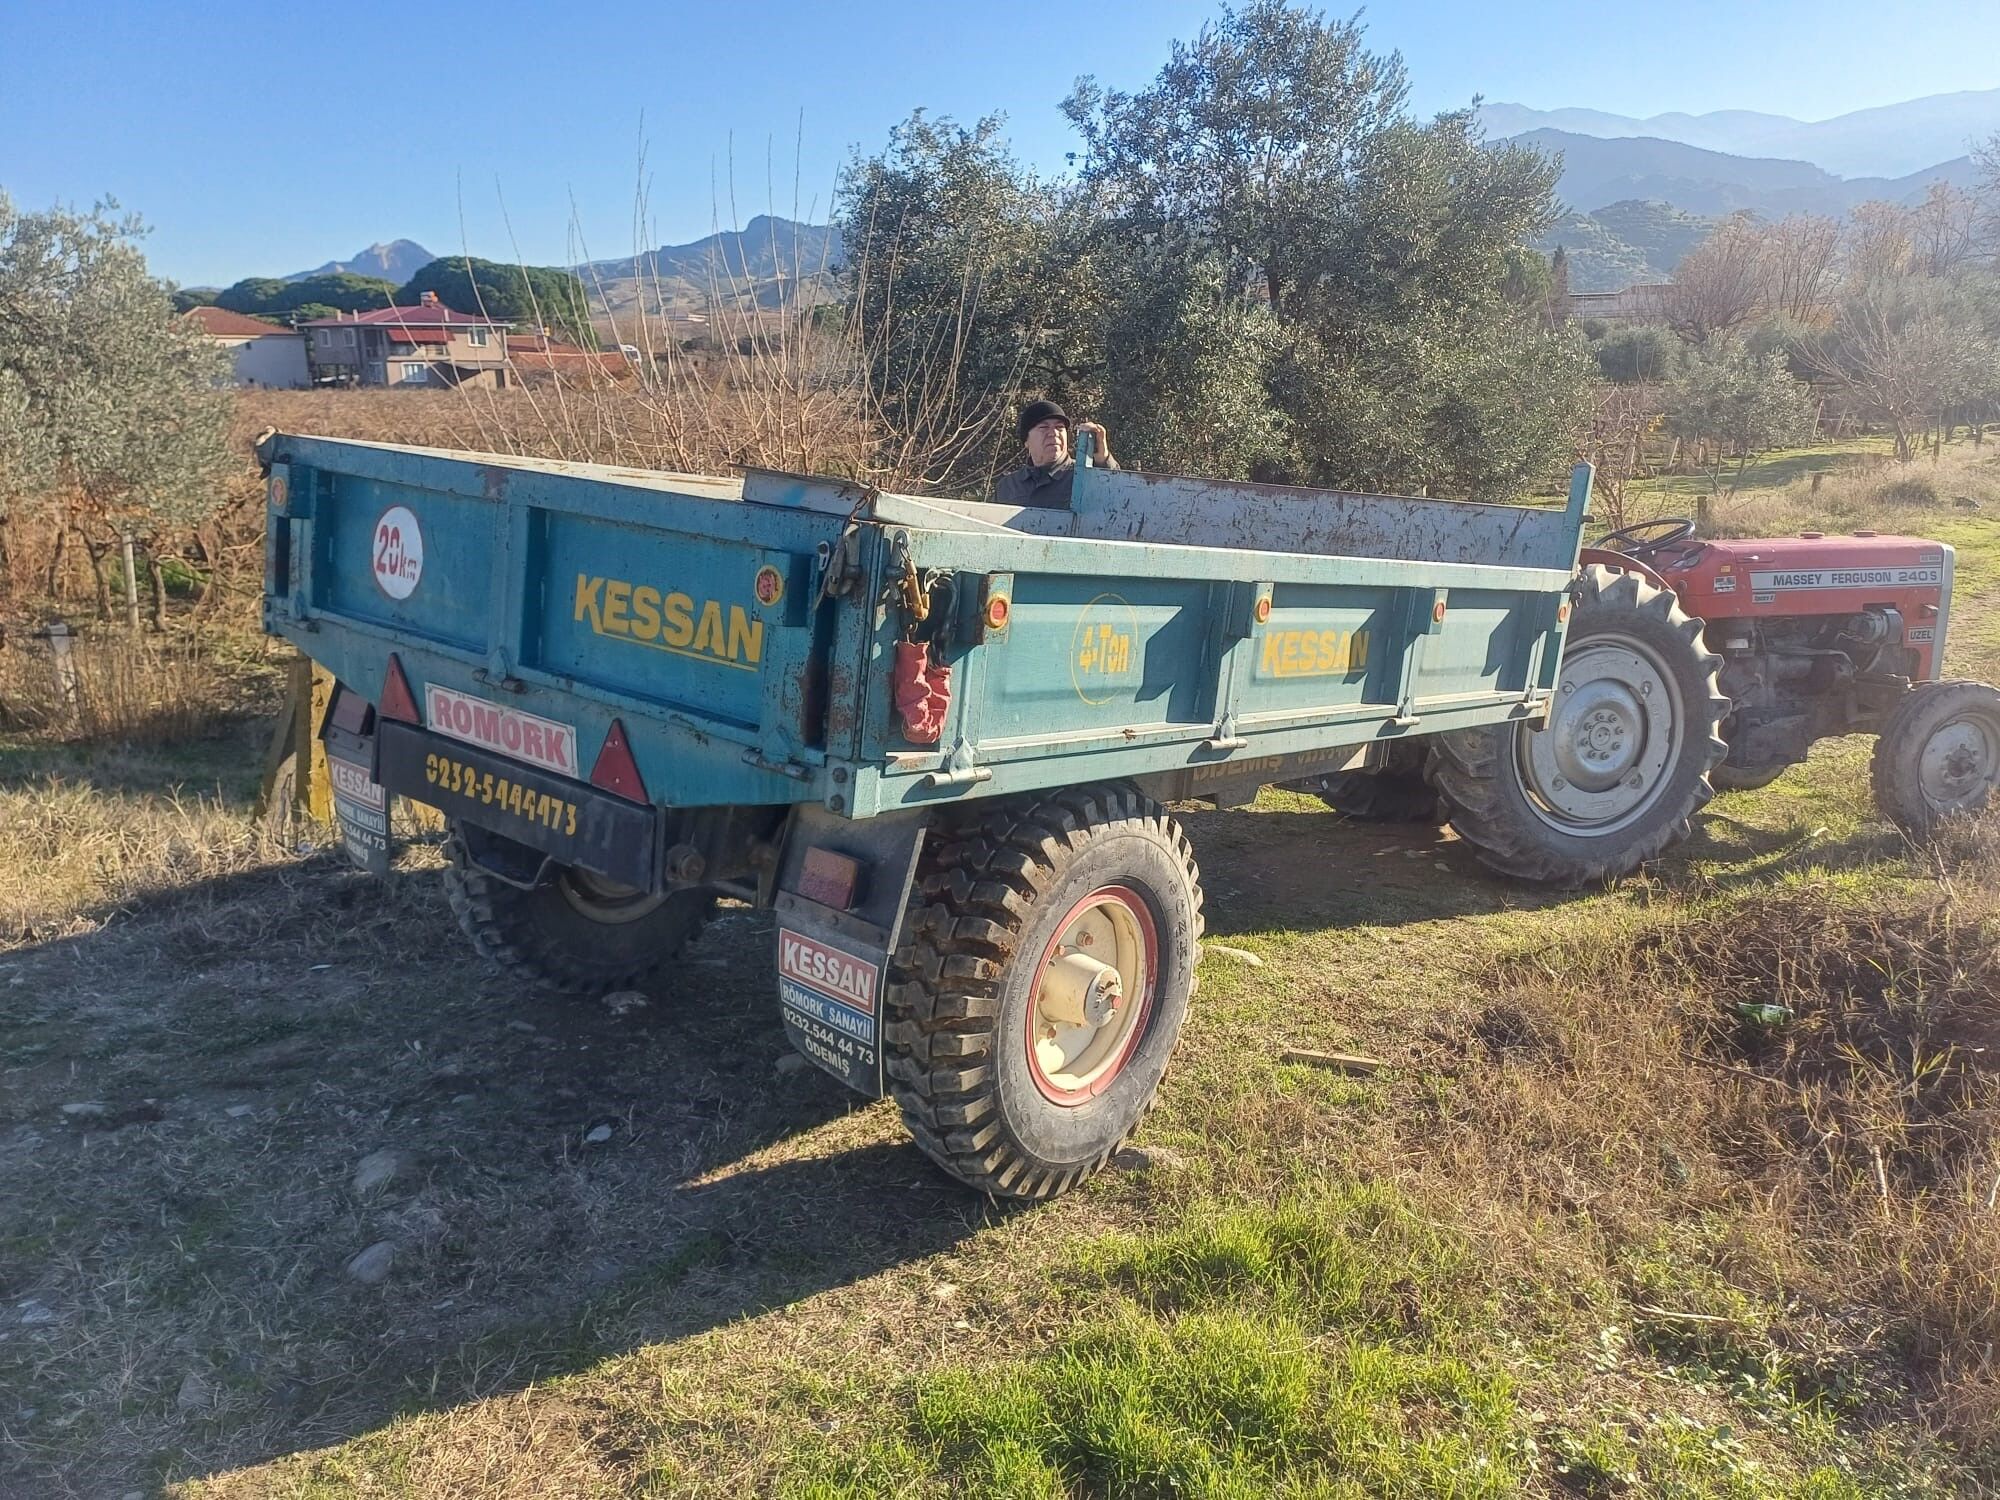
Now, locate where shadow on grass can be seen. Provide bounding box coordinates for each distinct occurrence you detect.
[0,715,273,808]
[1178,804,1577,935]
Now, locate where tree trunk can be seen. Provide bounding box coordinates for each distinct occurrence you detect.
[147,552,168,632]
[46,524,68,601]
[82,534,114,620]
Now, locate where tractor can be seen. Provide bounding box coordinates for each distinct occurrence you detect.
[1313,515,2000,851]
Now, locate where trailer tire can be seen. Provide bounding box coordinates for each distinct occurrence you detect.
[884,784,1203,1200]
[1871,680,2000,835]
[443,830,712,996]
[1429,564,1728,885]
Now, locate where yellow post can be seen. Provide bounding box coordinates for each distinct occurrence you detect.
[259,654,336,827]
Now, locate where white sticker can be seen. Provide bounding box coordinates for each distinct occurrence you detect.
[1748,567,1941,591]
[779,928,879,1016]
[371,505,424,599]
[1711,575,1737,593]
[425,685,580,776]
[329,757,385,810]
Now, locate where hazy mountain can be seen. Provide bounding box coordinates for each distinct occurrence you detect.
[1481,89,2000,179]
[1519,129,1978,220]
[284,239,436,285]
[583,216,840,288]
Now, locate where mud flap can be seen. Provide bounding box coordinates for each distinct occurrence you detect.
[772,805,928,1097]
[320,687,391,877]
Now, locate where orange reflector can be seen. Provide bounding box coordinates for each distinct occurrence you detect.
[798,846,863,910]
[1432,600,1448,623]
[1254,597,1272,623]
[1557,603,1570,623]
[985,594,1011,630]
[379,654,421,723]
[589,719,647,802]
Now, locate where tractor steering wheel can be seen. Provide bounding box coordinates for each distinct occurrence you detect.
[1597,517,1698,555]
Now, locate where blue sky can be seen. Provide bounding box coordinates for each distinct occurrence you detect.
[4,0,1996,286]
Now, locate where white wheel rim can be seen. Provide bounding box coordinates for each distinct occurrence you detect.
[1027,886,1155,1104]
[1517,635,1685,836]
[1920,714,2000,812]
[557,868,667,924]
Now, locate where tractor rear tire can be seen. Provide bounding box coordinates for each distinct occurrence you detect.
[884,784,1203,1200]
[443,828,712,995]
[1429,564,1729,885]
[1871,680,2000,835]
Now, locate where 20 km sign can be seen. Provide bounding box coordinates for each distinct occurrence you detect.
[372,506,425,599]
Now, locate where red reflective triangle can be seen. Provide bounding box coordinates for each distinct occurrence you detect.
[589,719,647,802]
[379,654,421,723]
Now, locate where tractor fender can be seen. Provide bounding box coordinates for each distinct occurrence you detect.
[1578,547,1679,602]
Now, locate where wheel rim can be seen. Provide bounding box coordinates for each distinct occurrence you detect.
[556,867,668,925]
[1026,886,1156,1105]
[1516,635,1685,836]
[1919,713,2000,812]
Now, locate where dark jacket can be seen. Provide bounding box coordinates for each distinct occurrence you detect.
[990,455,1119,509]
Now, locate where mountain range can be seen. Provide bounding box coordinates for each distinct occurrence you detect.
[1478,89,2000,179]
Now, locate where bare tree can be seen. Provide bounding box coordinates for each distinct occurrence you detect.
[1661,216,1764,346]
[1755,214,1841,322]
[1843,201,1914,284]
[1907,182,1981,278]
[1807,280,1996,460]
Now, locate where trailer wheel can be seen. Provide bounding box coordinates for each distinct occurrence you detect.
[1871,680,2000,834]
[884,785,1203,1200]
[442,828,711,995]
[1429,564,1728,885]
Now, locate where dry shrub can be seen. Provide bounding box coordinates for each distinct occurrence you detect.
[1422,828,2000,1460]
[0,632,262,745]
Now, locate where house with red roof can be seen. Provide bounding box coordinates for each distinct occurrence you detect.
[185,305,310,388]
[299,292,512,389]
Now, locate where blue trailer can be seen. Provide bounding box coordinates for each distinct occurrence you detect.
[259,433,1725,1198]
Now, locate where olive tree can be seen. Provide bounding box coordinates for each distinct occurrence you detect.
[0,193,232,614]
[1063,1,1592,496]
[1661,340,1817,518]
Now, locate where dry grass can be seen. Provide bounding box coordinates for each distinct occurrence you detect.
[0,631,276,746]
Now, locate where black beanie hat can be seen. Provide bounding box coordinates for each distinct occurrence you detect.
[1018,398,1068,444]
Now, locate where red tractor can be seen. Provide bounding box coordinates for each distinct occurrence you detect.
[1314,517,2000,856]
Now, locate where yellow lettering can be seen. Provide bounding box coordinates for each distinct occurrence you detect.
[1315,630,1337,673]
[1351,629,1369,671]
[601,579,631,635]
[1261,633,1282,673]
[573,574,603,629]
[727,605,764,664]
[630,585,662,641]
[692,598,725,656]
[662,592,695,647]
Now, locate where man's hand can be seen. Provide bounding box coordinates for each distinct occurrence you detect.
[1075,420,1113,466]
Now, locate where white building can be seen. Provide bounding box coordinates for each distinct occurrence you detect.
[186,306,311,388]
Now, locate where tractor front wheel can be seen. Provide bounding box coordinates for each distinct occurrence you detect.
[1429,564,1729,885]
[1871,680,2000,834]
[884,785,1203,1200]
